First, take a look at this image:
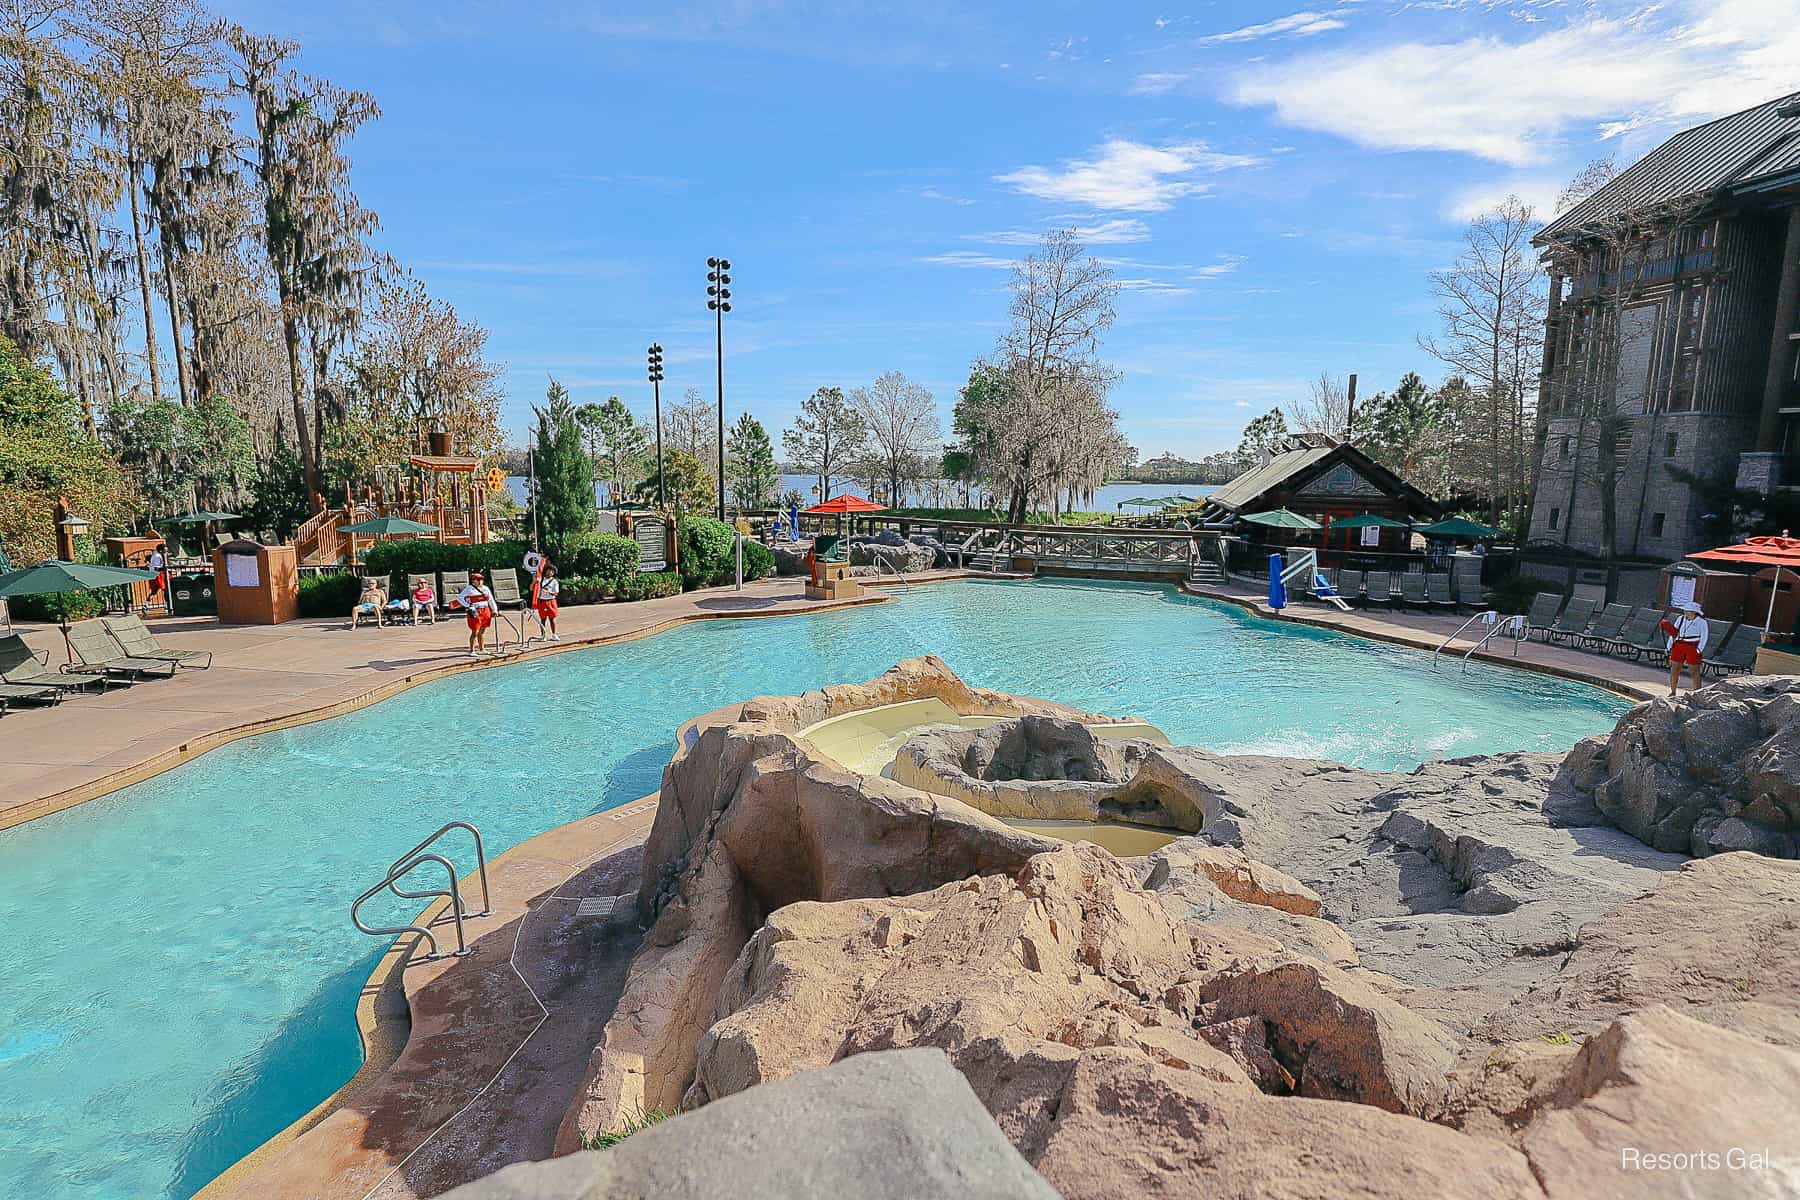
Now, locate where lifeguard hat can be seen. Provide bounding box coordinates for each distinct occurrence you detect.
[470,570,484,580]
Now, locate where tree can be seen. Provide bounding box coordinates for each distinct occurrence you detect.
[725,412,779,509]
[528,379,593,557]
[104,389,253,514]
[1290,374,1352,438]
[0,332,131,562]
[1355,373,1451,489]
[666,387,717,490]
[849,370,939,505]
[639,448,714,514]
[955,230,1123,522]
[1236,407,1289,461]
[783,386,867,502]
[1420,196,1546,528]
[243,434,308,540]
[574,396,648,505]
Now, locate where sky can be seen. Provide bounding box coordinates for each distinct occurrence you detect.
[228,0,1800,459]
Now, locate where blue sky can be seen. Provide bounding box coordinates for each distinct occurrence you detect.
[233,0,1798,459]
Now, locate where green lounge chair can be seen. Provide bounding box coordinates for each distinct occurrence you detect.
[1398,572,1429,610]
[1605,609,1663,658]
[1545,596,1599,645]
[0,678,61,706]
[1578,603,1633,650]
[1363,570,1395,609]
[1706,624,1758,676]
[0,634,107,694]
[404,574,439,624]
[64,618,177,680]
[1618,613,1672,663]
[488,569,526,610]
[439,571,472,611]
[1425,573,1457,612]
[1336,569,1364,604]
[1523,592,1565,640]
[1454,574,1487,610]
[102,615,213,669]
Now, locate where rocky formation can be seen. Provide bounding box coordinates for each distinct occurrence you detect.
[847,531,939,573]
[1561,676,1800,858]
[893,717,1219,830]
[451,1049,1060,1200]
[537,665,1800,1198]
[769,540,812,576]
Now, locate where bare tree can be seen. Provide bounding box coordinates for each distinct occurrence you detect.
[849,369,938,505]
[1290,373,1351,437]
[1420,195,1546,528]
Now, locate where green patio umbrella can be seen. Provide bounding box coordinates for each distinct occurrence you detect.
[1329,512,1408,529]
[1115,497,1160,510]
[0,560,159,659]
[1239,508,1322,530]
[337,515,441,536]
[164,511,242,524]
[1414,516,1499,539]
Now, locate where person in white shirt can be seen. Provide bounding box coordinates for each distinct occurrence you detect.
[146,547,166,612]
[534,561,561,641]
[458,571,497,657]
[1664,602,1709,696]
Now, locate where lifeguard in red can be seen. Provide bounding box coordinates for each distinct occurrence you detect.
[534,562,561,641]
[458,573,497,657]
[1660,603,1708,696]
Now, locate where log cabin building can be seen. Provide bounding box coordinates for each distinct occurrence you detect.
[1200,434,1441,557]
[1529,91,1800,559]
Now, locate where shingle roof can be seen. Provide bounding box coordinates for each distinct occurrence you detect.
[1207,446,1333,511]
[1536,91,1800,244]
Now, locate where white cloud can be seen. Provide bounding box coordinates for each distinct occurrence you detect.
[1190,255,1246,279]
[996,139,1261,212]
[919,187,975,206]
[1226,0,1800,166]
[1197,10,1347,45]
[1117,278,1193,295]
[921,250,1016,269]
[1443,177,1569,222]
[1130,71,1189,95]
[975,218,1151,245]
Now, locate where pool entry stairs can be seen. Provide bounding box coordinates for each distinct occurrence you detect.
[352,821,493,961]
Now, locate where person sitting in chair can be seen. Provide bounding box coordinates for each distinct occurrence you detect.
[409,577,437,624]
[352,579,386,629]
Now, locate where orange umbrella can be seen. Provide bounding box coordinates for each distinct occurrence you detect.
[801,493,887,515]
[1688,534,1800,632]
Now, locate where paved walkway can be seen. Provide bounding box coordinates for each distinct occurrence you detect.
[1183,577,1672,701]
[0,573,965,829]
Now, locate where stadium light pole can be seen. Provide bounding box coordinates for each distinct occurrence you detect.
[647,343,666,509]
[706,256,732,521]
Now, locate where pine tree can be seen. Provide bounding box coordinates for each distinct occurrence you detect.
[726,412,779,509]
[529,379,593,557]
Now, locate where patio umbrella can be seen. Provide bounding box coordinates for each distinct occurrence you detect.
[803,493,887,536]
[1688,535,1800,633]
[1239,508,1321,530]
[1329,512,1408,529]
[0,560,158,660]
[1115,497,1159,510]
[1414,516,1499,539]
[337,516,441,535]
[164,511,241,524]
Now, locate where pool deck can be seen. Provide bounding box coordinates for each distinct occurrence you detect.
[1182,576,1672,701]
[0,572,971,831]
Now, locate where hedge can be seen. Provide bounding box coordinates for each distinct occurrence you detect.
[677,516,736,590]
[742,539,774,581]
[298,572,362,618]
[361,533,640,597]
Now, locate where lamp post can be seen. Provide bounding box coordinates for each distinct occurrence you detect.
[647,342,666,509]
[706,256,732,522]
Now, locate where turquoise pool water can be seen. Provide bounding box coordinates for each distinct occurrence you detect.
[0,580,1630,1199]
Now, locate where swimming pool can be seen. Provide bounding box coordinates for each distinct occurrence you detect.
[0,580,1630,1199]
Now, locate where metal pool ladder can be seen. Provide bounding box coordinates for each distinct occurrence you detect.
[351,820,493,961]
[1433,610,1527,671]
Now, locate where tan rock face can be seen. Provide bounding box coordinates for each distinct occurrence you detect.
[1033,1047,1544,1200]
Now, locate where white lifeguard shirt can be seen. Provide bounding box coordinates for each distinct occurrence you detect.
[148,550,164,572]
[458,584,494,611]
[1667,613,1708,653]
[537,577,560,600]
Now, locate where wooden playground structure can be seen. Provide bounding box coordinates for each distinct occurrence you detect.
[294,432,498,567]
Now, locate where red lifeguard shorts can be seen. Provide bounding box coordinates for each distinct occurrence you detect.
[535,599,558,622]
[1669,641,1702,667]
[466,608,492,632]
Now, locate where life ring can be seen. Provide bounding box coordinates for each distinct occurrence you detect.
[522,550,545,574]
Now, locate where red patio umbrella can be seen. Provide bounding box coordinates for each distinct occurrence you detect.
[1687,534,1800,632]
[801,493,887,515]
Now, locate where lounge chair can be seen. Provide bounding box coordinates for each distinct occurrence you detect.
[101,615,213,669]
[1425,573,1457,612]
[0,634,107,694]
[1336,569,1364,604]
[0,677,62,706]
[1545,596,1599,645]
[1454,574,1487,610]
[1616,612,1672,663]
[1706,623,1759,676]
[1578,603,1633,651]
[64,618,177,680]
[1606,609,1665,659]
[1398,572,1429,610]
[488,569,525,610]
[1523,592,1565,640]
[1363,571,1395,609]
[439,570,472,613]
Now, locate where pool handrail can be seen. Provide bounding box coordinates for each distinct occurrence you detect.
[387,819,492,916]
[351,851,472,960]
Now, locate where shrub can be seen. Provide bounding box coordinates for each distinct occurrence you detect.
[677,515,736,590]
[560,531,639,587]
[617,571,680,602]
[9,588,108,623]
[558,575,615,605]
[298,572,362,618]
[742,538,774,581]
[362,538,531,597]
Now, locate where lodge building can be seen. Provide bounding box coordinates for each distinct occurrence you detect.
[1529,91,1800,559]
